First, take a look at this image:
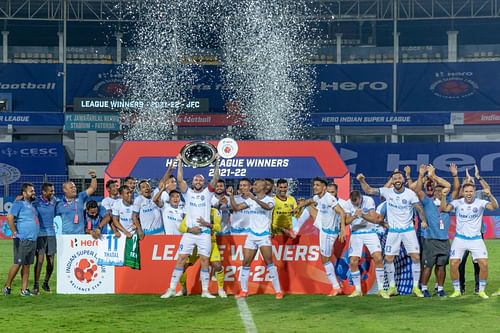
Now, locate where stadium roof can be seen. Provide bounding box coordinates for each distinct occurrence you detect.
[0,0,499,22]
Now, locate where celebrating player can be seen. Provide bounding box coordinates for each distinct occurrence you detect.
[229,179,283,299]
[132,180,162,237]
[357,171,427,297]
[272,179,298,238]
[344,190,388,298]
[298,177,346,296]
[161,153,220,299]
[440,183,498,299]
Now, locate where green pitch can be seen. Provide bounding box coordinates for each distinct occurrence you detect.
[1,240,500,333]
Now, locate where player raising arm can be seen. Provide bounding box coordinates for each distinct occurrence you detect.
[357,172,427,298]
[440,184,498,299]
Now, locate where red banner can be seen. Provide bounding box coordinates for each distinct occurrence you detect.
[115,227,377,295]
[462,112,500,124]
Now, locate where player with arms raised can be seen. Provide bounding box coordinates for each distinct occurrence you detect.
[440,183,498,299]
[161,153,220,299]
[357,171,427,297]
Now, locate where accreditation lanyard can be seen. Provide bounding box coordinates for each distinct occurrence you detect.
[28,201,39,225]
[65,198,79,224]
[87,215,98,230]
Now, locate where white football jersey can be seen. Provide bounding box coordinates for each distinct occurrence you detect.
[101,196,120,212]
[112,199,135,234]
[182,187,214,231]
[132,195,162,231]
[450,198,488,238]
[344,195,377,233]
[313,192,339,231]
[161,203,184,235]
[379,187,419,230]
[230,195,251,233]
[245,195,274,235]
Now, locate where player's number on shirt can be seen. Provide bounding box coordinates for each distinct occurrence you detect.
[106,234,119,252]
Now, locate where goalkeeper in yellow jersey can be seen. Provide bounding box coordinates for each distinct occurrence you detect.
[178,207,227,298]
[272,179,298,239]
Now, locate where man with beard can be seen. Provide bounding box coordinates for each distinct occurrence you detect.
[272,179,298,238]
[123,176,139,200]
[357,171,427,298]
[230,179,283,299]
[93,179,121,239]
[57,170,97,235]
[344,190,388,298]
[84,200,105,236]
[296,177,346,296]
[211,179,231,234]
[327,182,348,210]
[111,186,137,238]
[3,183,39,296]
[265,178,275,196]
[32,182,58,294]
[414,164,451,297]
[441,183,498,299]
[132,180,162,237]
[161,153,220,299]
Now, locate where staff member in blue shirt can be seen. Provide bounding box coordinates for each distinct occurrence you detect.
[3,183,39,297]
[32,182,58,294]
[415,164,452,297]
[56,170,97,235]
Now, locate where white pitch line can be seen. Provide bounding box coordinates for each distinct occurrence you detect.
[236,298,259,333]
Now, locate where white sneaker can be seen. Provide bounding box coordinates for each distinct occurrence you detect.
[175,288,187,297]
[160,288,176,299]
[218,289,227,298]
[201,291,216,299]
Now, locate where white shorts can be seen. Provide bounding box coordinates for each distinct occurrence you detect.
[385,230,420,255]
[319,230,338,258]
[244,233,272,250]
[349,232,382,258]
[178,232,212,258]
[450,237,488,261]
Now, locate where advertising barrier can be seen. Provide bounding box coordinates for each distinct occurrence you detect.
[56,235,115,294]
[56,226,380,295]
[4,62,500,113]
[338,143,500,178]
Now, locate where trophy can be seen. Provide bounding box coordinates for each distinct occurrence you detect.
[180,141,217,168]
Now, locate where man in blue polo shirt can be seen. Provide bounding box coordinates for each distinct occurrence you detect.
[3,183,39,297]
[56,170,97,234]
[415,164,452,297]
[32,182,59,294]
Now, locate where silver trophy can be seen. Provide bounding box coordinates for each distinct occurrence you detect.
[180,141,217,168]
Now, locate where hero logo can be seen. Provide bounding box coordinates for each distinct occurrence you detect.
[340,148,500,174]
[386,153,500,173]
[431,72,478,99]
[320,81,389,91]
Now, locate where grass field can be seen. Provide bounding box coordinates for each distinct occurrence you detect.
[1,240,500,333]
